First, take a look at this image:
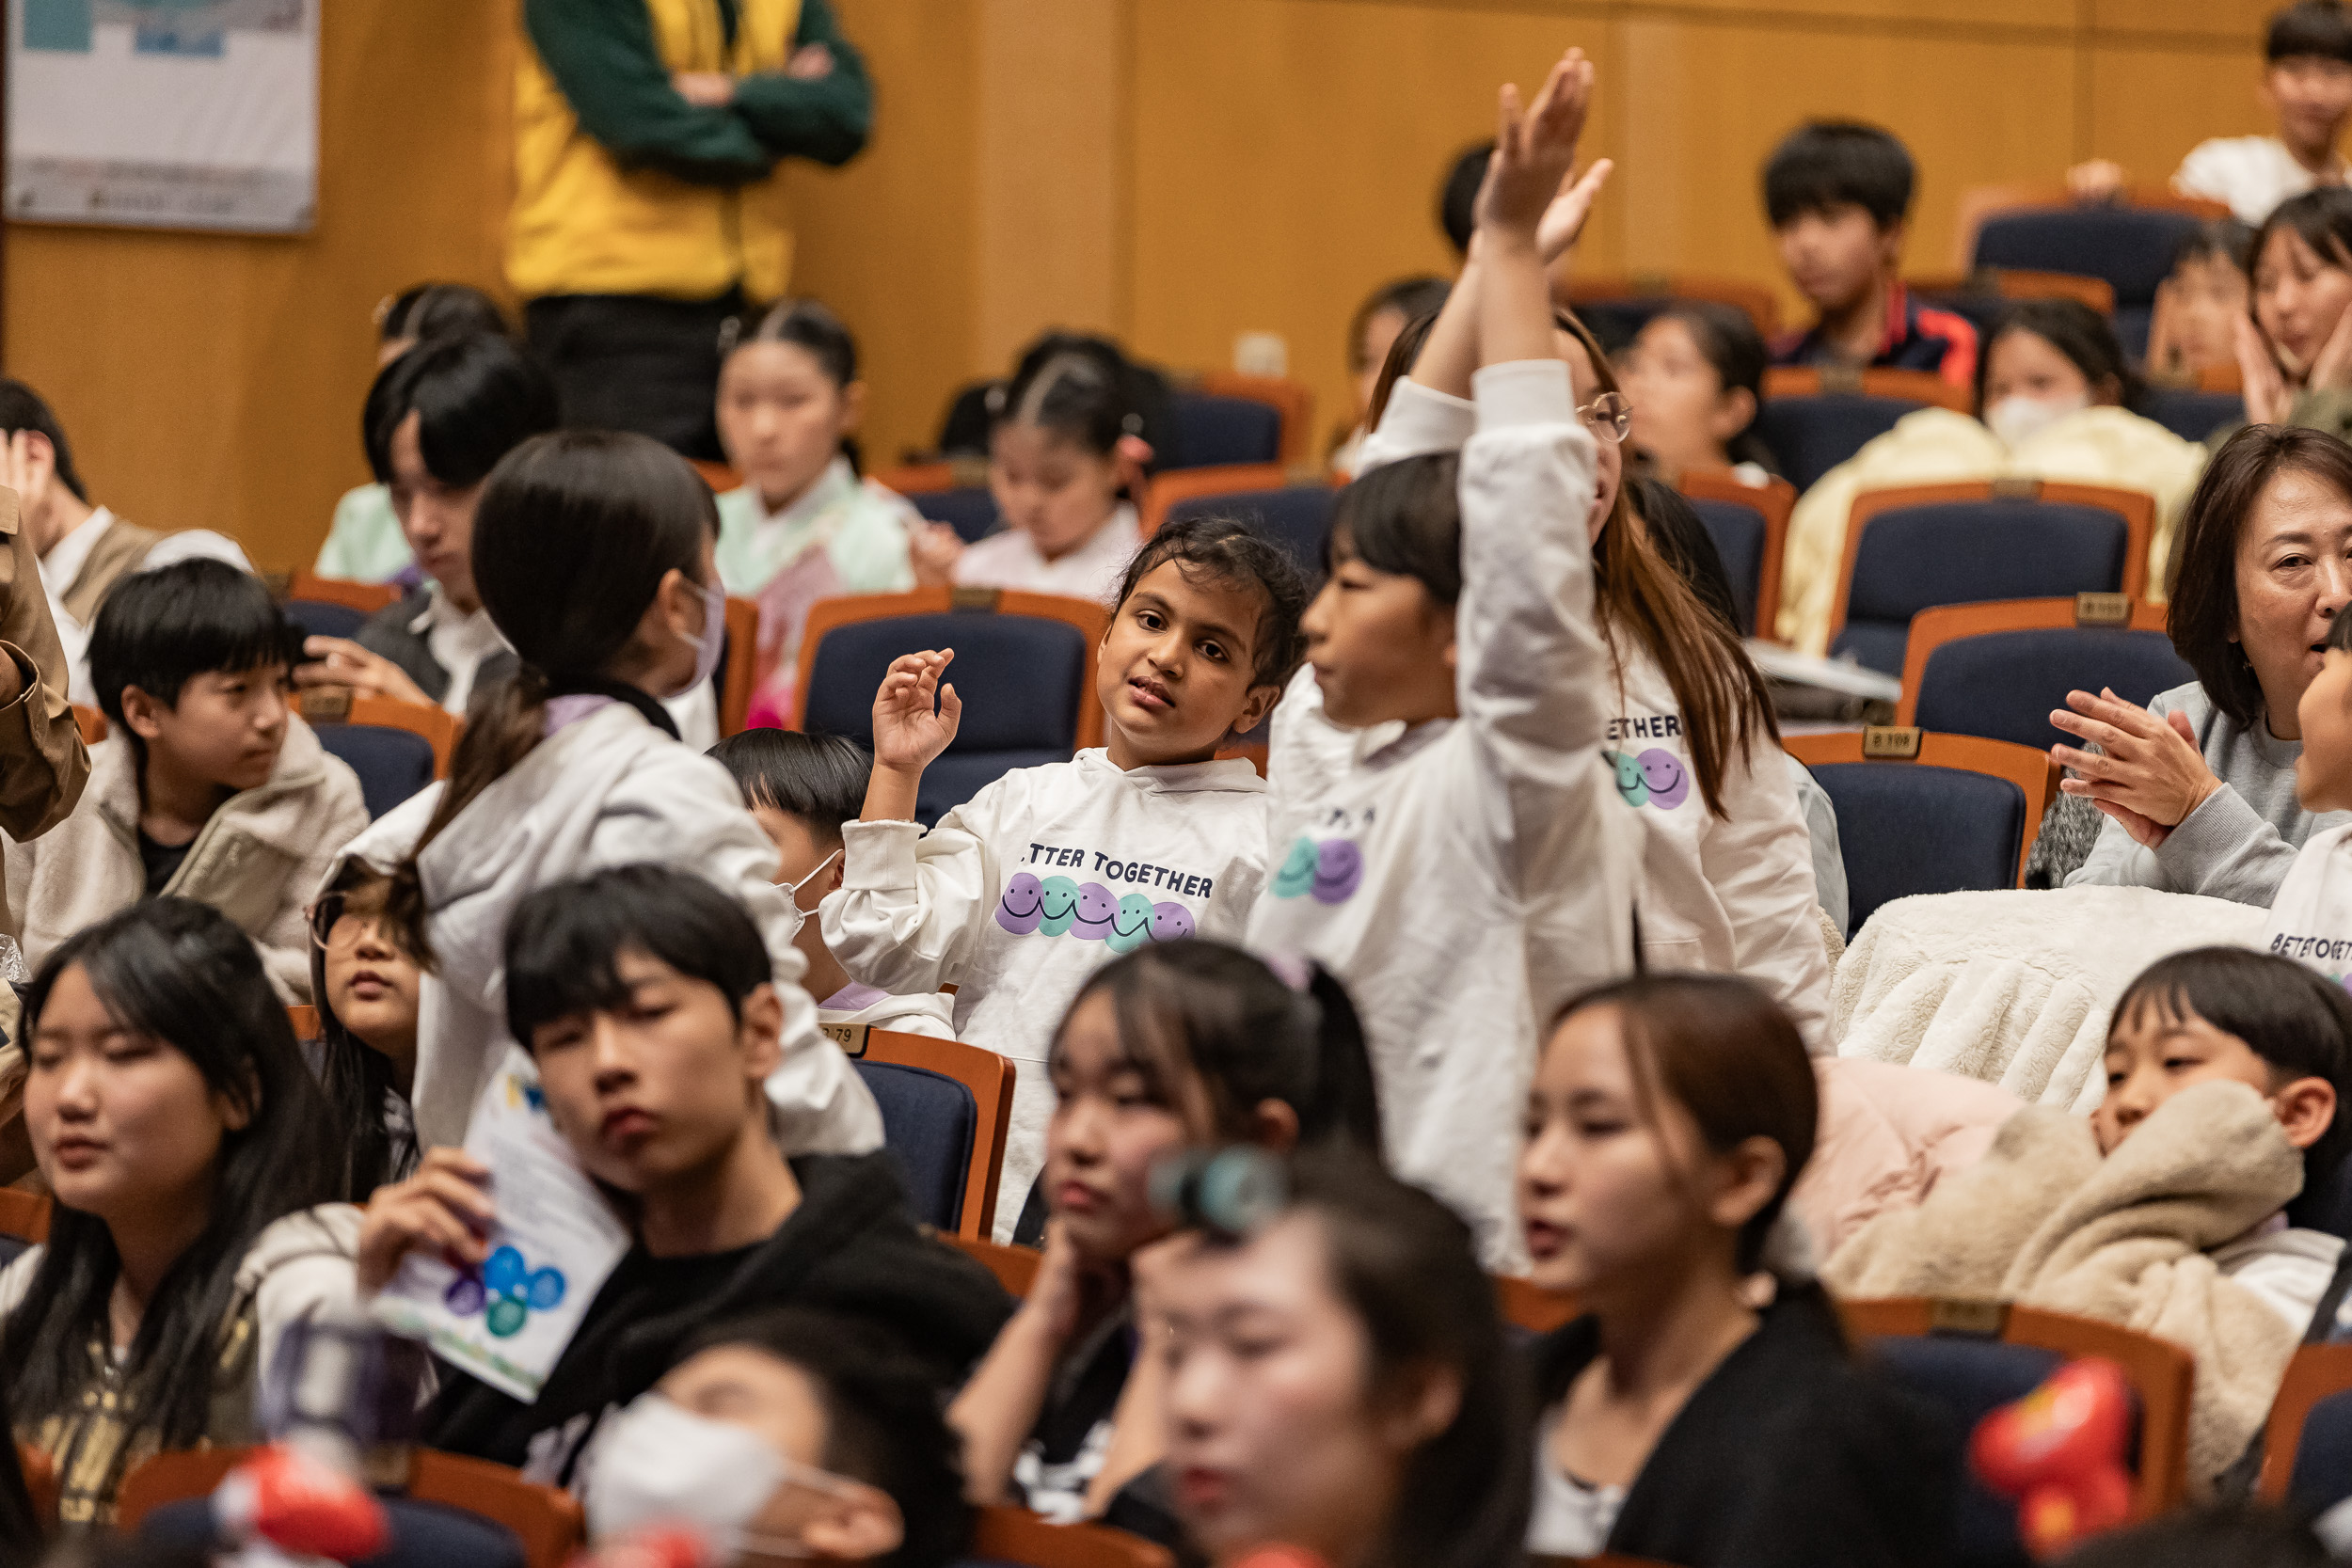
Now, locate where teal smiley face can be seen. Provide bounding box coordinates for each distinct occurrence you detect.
[1038,876,1082,936]
[1272,835,1318,899]
[1106,893,1155,954]
[1606,750,1648,808]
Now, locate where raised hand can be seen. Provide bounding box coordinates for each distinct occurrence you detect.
[871,649,961,774]
[1538,158,1615,265]
[1477,48,1595,241]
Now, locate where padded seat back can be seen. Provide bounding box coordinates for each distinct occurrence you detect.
[283,598,372,641]
[1753,394,1924,492]
[1165,393,1283,469]
[2140,388,2246,444]
[1688,497,1767,635]
[911,486,1002,544]
[1833,503,2130,676]
[317,724,439,820]
[1167,485,1337,577]
[803,611,1090,824]
[856,1058,980,1233]
[1804,762,2030,930]
[1915,628,2192,752]
[1972,207,2204,359]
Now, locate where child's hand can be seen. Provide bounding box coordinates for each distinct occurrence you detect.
[356,1147,493,1294]
[2235,312,2295,424]
[871,649,961,774]
[2066,159,2127,204]
[2310,283,2352,394]
[1538,158,1615,265]
[1475,48,1595,243]
[294,636,436,709]
[910,523,964,588]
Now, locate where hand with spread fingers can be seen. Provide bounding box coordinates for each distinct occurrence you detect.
[2048,686,2222,848]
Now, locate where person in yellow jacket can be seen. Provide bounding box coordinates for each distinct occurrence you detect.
[510,0,871,460]
[1776,300,2208,656]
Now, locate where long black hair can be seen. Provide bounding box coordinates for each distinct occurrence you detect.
[4,901,343,1450]
[0,1370,38,1564]
[1062,940,1384,1157]
[384,431,718,963]
[307,862,419,1198]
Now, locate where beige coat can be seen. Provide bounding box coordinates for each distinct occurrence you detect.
[1825,1080,2304,1491]
[6,718,367,1001]
[0,485,89,922]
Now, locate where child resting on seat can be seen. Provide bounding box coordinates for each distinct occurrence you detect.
[1827,945,2352,1490]
[823,515,1311,1239]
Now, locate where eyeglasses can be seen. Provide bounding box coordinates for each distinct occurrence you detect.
[307,893,405,956]
[1579,392,1633,444]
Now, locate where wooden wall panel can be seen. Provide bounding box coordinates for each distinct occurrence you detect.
[2085,45,2276,192]
[2,0,512,572]
[2089,0,2271,39]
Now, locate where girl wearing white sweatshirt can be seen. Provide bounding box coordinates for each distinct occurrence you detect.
[1248,53,1645,1265]
[342,431,880,1158]
[823,515,1311,1239]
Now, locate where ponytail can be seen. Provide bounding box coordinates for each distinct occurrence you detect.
[384,665,551,967]
[1300,964,1385,1159]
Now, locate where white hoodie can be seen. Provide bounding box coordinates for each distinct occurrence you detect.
[1247,364,1641,1266]
[822,749,1270,1239]
[335,701,881,1156]
[2263,823,2352,985]
[818,981,957,1041]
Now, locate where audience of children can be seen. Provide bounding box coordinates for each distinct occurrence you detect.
[6,560,367,1003]
[3,899,362,1527]
[360,865,1007,1482]
[1619,301,1780,484]
[1779,298,2206,654]
[1330,276,1451,476]
[824,514,1308,1238]
[1522,974,1958,1561]
[329,429,879,1154]
[296,333,561,717]
[919,336,1158,601]
[312,282,514,585]
[29,34,2352,1568]
[1762,120,1978,386]
[2059,425,2352,902]
[713,298,921,727]
[0,380,253,706]
[710,727,955,1039]
[948,941,1381,1529]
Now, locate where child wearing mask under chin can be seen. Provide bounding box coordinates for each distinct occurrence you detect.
[1773,298,2206,655]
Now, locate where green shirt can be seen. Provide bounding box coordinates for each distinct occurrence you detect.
[522,0,872,188]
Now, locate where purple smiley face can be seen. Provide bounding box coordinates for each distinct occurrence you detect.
[1150,901,1196,942]
[996,872,1045,935]
[1071,881,1118,940]
[1636,749,1689,810]
[1311,838,1364,905]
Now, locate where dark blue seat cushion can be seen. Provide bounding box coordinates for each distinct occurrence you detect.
[1687,497,1768,635]
[856,1058,979,1233]
[1753,394,1923,492]
[2140,388,2246,444]
[2290,1388,2352,1513]
[1807,762,2029,932]
[145,1493,526,1568]
[909,486,1001,544]
[1915,628,2193,752]
[1831,502,2131,676]
[317,724,439,821]
[284,598,372,641]
[1165,393,1282,469]
[1870,1337,2063,1568]
[1167,485,1337,578]
[803,612,1089,825]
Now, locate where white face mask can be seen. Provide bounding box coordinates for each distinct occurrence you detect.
[1984,391,2090,450]
[675,578,728,698]
[583,1393,861,1560]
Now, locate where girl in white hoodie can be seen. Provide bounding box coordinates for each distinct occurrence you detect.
[823,515,1311,1239]
[1246,51,1643,1265]
[346,430,880,1157]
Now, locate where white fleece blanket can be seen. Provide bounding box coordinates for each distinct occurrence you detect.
[1834,888,2269,1112]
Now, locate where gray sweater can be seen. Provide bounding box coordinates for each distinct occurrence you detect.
[2067,680,2352,906]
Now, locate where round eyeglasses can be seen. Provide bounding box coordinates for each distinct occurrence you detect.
[1578,391,1632,444]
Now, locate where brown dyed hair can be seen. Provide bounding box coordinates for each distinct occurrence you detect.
[1557,308,1780,817]
[1551,973,1819,1274]
[2165,423,2352,730]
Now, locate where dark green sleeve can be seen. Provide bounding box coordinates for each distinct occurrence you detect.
[726,0,873,168]
[524,0,772,186]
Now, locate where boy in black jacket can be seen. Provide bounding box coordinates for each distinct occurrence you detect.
[356,863,1011,1481]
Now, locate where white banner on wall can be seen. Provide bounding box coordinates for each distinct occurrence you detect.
[7,0,318,233]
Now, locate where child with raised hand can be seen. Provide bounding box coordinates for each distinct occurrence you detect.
[330,430,879,1157]
[8,560,368,1003]
[1522,975,1957,1564]
[709,728,955,1039]
[948,940,1381,1529]
[713,299,923,728]
[823,515,1310,1239]
[1247,49,1642,1264]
